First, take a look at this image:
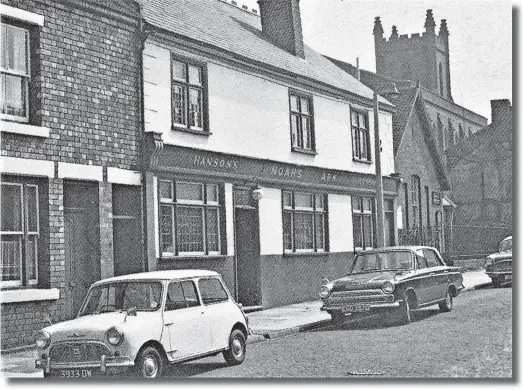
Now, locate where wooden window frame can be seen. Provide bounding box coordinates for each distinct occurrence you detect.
[282,190,327,254]
[351,108,372,163]
[1,21,31,123]
[1,180,39,288]
[158,179,223,258]
[289,90,316,154]
[170,54,209,134]
[352,196,375,251]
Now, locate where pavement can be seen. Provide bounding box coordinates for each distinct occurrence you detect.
[0,269,493,378]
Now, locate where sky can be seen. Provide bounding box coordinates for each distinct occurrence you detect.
[238,0,513,122]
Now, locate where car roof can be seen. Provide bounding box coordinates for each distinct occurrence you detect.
[502,236,512,241]
[357,246,436,253]
[92,269,220,285]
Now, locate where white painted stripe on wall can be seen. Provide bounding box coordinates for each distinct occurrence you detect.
[0,4,44,25]
[224,183,235,256]
[58,162,103,182]
[0,121,50,138]
[153,176,159,258]
[1,288,60,304]
[259,187,283,255]
[107,167,141,186]
[328,194,354,252]
[0,156,54,178]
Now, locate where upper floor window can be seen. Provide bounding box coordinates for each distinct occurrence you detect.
[351,109,371,162]
[171,57,207,133]
[353,197,374,250]
[289,92,315,153]
[159,180,222,257]
[1,23,30,122]
[283,191,327,253]
[1,180,39,287]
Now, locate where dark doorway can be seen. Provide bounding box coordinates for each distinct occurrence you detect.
[384,198,395,246]
[64,181,100,318]
[234,187,261,307]
[112,185,143,276]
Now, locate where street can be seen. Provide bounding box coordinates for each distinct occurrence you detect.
[165,287,512,378]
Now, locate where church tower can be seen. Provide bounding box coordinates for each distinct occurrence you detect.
[373,10,453,101]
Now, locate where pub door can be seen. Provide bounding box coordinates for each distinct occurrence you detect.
[64,182,101,318]
[234,188,262,307]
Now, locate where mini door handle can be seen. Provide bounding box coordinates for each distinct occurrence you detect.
[165,322,174,326]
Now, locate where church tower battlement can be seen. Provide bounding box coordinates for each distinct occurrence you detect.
[373,10,452,101]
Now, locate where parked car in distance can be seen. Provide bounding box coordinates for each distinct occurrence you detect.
[485,236,512,287]
[319,246,464,325]
[35,270,249,378]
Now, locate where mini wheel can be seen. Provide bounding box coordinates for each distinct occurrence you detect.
[135,346,164,378]
[223,329,246,366]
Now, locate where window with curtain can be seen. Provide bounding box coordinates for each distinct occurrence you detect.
[1,181,39,287]
[1,23,30,122]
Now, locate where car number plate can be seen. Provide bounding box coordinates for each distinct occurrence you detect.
[342,304,370,313]
[59,369,93,378]
[505,275,512,281]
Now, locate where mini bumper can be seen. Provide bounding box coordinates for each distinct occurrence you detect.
[321,301,401,311]
[35,355,134,374]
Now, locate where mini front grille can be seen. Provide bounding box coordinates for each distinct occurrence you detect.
[50,342,110,363]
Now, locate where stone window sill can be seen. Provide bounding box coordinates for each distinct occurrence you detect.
[1,288,60,304]
[1,121,50,138]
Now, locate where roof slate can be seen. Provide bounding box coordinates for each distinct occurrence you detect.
[139,0,388,104]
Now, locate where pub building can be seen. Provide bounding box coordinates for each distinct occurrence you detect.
[139,0,400,309]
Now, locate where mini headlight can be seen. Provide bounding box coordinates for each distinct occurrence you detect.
[106,326,124,346]
[35,331,51,349]
[381,281,395,294]
[319,284,332,299]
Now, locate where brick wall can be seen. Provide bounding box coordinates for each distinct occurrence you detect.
[1,0,142,169]
[1,0,142,349]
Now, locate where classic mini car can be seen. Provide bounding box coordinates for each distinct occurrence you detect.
[485,236,512,287]
[319,246,464,325]
[35,270,249,378]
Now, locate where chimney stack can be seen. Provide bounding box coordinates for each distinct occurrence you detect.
[257,0,305,58]
[490,99,512,128]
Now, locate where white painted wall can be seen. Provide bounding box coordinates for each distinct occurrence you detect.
[258,187,283,255]
[328,194,354,252]
[143,42,395,176]
[224,183,235,256]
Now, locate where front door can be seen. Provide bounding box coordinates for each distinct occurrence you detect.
[112,185,143,276]
[234,188,261,307]
[64,182,100,318]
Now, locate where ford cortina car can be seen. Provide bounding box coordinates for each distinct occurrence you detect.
[35,270,249,378]
[485,236,512,287]
[319,246,464,325]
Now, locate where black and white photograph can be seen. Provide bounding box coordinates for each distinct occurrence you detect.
[0,0,514,381]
